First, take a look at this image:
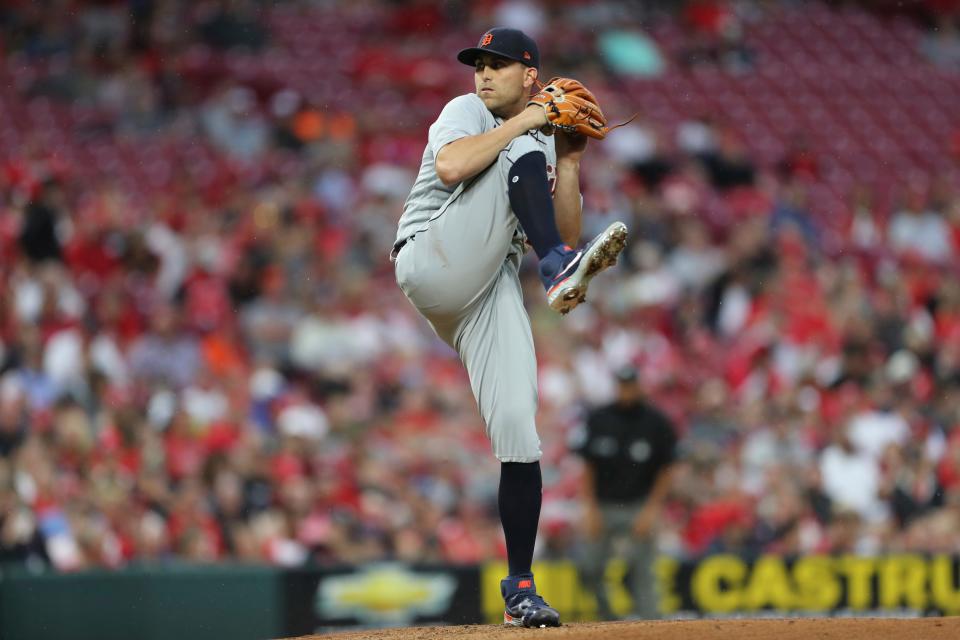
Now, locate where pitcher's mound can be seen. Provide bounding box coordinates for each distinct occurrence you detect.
[284,616,959,639]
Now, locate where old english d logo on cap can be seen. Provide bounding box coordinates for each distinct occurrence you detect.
[457,27,540,69]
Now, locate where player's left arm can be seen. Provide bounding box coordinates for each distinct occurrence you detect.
[552,132,586,246]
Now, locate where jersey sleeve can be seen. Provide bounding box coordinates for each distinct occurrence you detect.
[499,132,552,187]
[503,131,546,166]
[428,94,489,157]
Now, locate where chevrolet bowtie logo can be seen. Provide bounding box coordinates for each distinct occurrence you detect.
[317,564,457,624]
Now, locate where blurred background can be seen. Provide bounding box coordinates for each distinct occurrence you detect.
[2,0,960,638]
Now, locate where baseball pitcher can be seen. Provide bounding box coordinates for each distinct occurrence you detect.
[391,27,628,627]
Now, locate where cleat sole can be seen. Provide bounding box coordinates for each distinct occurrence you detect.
[547,222,627,315]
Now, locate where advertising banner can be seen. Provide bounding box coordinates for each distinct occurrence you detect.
[282,563,483,635]
[477,555,960,623]
[658,553,960,618]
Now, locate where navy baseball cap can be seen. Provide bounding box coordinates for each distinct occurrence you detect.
[457,27,540,70]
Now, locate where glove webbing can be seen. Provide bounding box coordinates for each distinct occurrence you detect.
[532,79,638,136]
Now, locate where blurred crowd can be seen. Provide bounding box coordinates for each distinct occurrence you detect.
[2,0,960,573]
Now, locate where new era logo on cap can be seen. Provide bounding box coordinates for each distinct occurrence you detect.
[523,51,531,60]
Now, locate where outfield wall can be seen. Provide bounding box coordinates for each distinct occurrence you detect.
[1,554,957,639]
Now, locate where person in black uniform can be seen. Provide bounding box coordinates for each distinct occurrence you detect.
[572,365,677,620]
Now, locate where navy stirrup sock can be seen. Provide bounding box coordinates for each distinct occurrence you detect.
[507,151,565,259]
[498,461,542,577]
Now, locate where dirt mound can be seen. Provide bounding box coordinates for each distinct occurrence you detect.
[284,616,959,640]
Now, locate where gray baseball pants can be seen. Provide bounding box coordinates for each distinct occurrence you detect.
[393,163,542,463]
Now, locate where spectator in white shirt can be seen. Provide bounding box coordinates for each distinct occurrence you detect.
[888,190,951,263]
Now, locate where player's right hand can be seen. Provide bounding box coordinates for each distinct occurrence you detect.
[522,103,550,130]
